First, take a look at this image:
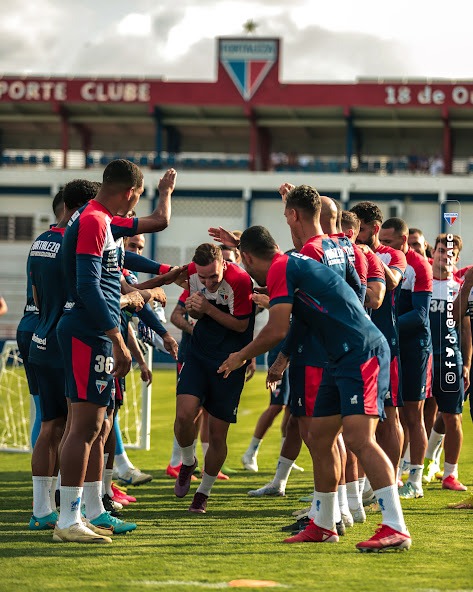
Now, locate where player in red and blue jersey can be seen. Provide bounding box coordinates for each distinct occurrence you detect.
[54,161,175,543]
[427,234,471,492]
[351,202,407,483]
[173,243,255,514]
[219,225,410,552]
[379,217,433,500]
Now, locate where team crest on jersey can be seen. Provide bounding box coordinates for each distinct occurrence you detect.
[95,380,108,394]
[219,38,278,100]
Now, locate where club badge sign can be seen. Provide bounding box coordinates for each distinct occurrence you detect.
[219,38,278,101]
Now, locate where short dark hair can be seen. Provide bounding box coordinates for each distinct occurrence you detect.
[350,201,383,225]
[63,179,101,210]
[409,227,424,236]
[381,217,408,236]
[240,226,278,259]
[102,159,143,189]
[341,210,360,232]
[434,233,463,252]
[285,185,321,218]
[193,243,223,266]
[52,190,64,215]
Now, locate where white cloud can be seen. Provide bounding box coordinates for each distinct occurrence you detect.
[117,13,152,37]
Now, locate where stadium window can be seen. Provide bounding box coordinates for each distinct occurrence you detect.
[0,215,34,241]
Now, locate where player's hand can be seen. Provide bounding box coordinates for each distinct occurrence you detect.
[111,338,132,379]
[218,352,246,378]
[139,363,153,385]
[463,366,470,392]
[245,358,257,382]
[158,168,177,194]
[187,291,209,315]
[126,291,145,312]
[266,355,289,388]
[162,332,178,360]
[208,226,239,248]
[161,265,189,288]
[278,182,295,202]
[252,293,270,309]
[356,243,373,254]
[149,287,167,306]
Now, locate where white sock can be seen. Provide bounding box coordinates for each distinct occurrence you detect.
[403,443,411,465]
[363,477,372,494]
[181,444,196,466]
[374,484,408,534]
[337,484,350,516]
[56,471,61,490]
[170,436,182,467]
[309,491,337,532]
[334,499,342,523]
[101,453,109,496]
[407,464,423,488]
[245,436,262,457]
[32,476,53,518]
[426,429,444,462]
[443,462,458,479]
[280,436,286,451]
[103,469,114,498]
[196,472,217,497]
[82,481,105,521]
[201,442,209,459]
[192,438,198,456]
[57,486,83,529]
[357,476,366,498]
[273,456,293,487]
[50,476,58,511]
[115,452,134,473]
[346,481,361,511]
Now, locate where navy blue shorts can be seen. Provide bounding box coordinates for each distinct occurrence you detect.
[176,349,245,423]
[289,364,324,417]
[267,349,290,406]
[16,330,39,396]
[314,340,390,418]
[30,362,68,421]
[57,322,115,408]
[400,348,433,402]
[383,352,403,408]
[432,355,464,414]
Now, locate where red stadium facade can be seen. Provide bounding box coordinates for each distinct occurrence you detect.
[1,37,473,173]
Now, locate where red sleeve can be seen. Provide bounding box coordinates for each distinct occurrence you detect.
[365,250,386,283]
[388,248,407,274]
[225,265,253,317]
[267,255,293,304]
[178,289,189,307]
[353,244,368,285]
[412,255,433,293]
[158,264,172,274]
[76,211,107,257]
[300,242,323,262]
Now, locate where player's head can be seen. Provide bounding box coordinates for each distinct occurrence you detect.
[284,185,321,249]
[350,202,383,248]
[239,225,279,286]
[341,211,360,244]
[432,233,462,275]
[408,227,428,257]
[319,195,339,234]
[52,190,65,223]
[101,159,144,215]
[126,234,145,256]
[220,244,237,263]
[192,243,225,293]
[62,179,100,212]
[379,217,409,253]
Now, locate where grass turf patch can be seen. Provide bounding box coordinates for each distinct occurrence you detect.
[1,369,472,592]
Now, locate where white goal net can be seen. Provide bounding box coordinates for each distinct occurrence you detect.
[0,340,153,452]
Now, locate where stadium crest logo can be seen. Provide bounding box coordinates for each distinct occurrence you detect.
[219,38,278,100]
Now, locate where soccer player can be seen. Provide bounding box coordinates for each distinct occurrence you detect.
[219,226,411,552]
[173,243,255,513]
[350,202,407,480]
[54,160,175,543]
[408,228,430,260]
[379,218,433,499]
[426,234,470,492]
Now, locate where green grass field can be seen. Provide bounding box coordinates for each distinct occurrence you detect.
[1,369,472,592]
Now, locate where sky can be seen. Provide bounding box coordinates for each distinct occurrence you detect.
[1,0,472,82]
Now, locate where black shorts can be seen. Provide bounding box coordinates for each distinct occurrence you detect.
[16,330,39,396]
[400,348,432,402]
[30,362,68,421]
[176,349,245,423]
[432,355,464,414]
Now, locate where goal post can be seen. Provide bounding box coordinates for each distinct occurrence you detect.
[0,340,153,453]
